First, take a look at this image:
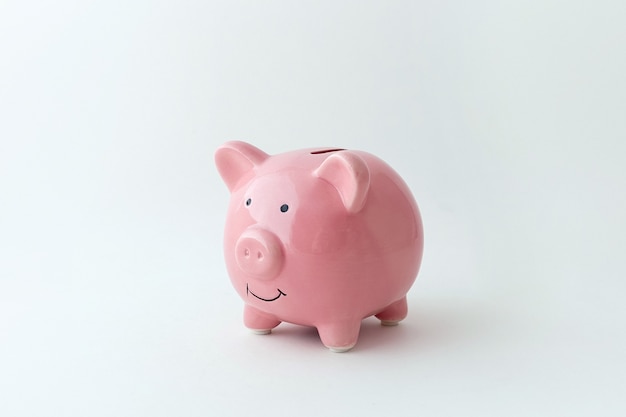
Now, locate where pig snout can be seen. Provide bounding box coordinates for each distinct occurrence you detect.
[235,227,283,279]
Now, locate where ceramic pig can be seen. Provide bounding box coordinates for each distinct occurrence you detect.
[215,141,423,352]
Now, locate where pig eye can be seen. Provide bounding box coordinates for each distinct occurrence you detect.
[245,198,252,206]
[280,204,289,213]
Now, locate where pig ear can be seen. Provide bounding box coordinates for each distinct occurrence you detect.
[215,141,269,191]
[314,152,370,213]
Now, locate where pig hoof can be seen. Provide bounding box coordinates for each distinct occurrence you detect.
[251,329,272,335]
[380,320,400,326]
[328,345,355,353]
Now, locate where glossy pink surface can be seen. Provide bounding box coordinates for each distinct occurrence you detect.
[215,141,424,352]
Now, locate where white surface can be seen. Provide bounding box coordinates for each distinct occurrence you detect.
[1,1,625,416]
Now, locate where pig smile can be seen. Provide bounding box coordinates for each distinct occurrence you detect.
[246,283,287,302]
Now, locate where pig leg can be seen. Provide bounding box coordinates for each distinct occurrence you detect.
[316,321,361,353]
[244,304,281,334]
[375,296,408,326]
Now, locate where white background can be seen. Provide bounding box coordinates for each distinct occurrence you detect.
[1,1,625,416]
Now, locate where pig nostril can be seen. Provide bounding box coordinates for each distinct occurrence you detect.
[242,246,265,262]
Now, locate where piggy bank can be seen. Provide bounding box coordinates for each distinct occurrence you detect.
[215,141,423,352]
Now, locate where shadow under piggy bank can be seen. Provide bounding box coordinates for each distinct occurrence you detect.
[252,297,493,355]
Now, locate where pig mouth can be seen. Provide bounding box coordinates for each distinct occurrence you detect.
[246,283,287,302]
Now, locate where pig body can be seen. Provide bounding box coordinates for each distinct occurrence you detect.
[215,141,423,352]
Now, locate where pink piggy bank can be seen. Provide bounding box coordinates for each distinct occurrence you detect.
[215,141,423,352]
